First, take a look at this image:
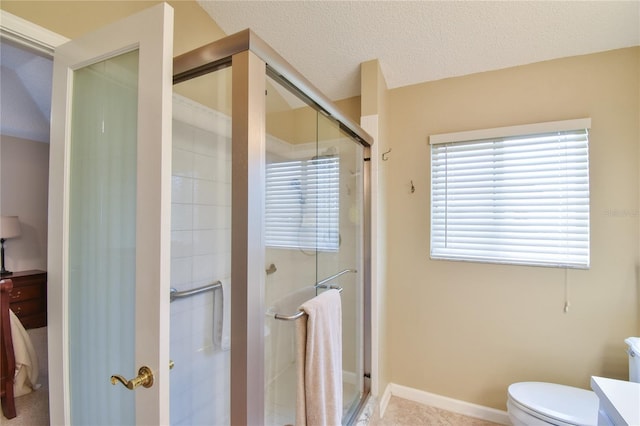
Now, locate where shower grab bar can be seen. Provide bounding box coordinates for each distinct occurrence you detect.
[170,280,222,302]
[274,285,343,321]
[274,269,356,321]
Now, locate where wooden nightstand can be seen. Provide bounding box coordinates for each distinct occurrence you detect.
[5,270,47,329]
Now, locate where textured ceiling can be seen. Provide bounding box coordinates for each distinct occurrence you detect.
[2,1,639,144]
[199,0,640,100]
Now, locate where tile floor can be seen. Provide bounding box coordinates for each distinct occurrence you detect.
[367,396,503,426]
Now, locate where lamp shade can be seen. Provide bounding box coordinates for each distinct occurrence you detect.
[0,216,21,239]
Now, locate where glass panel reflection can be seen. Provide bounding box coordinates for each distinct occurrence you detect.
[170,67,232,425]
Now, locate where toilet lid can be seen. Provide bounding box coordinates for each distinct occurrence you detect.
[508,382,599,426]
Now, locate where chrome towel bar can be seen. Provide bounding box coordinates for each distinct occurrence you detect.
[274,285,343,321]
[170,280,222,302]
[274,268,356,321]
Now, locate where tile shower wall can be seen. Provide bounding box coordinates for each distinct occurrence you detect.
[170,95,231,425]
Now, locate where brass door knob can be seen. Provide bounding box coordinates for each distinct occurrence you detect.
[111,366,154,390]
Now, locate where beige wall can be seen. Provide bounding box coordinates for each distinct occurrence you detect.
[384,47,639,410]
[0,135,49,271]
[266,95,361,144]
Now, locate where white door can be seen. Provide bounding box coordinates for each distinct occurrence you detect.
[47,4,173,424]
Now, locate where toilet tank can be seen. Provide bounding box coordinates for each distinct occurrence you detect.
[625,337,640,383]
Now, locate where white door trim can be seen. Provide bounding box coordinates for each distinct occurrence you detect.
[48,4,173,424]
[0,10,69,54]
[0,8,68,422]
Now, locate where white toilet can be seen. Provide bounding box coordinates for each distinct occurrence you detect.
[507,337,640,426]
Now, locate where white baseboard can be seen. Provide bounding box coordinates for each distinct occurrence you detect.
[379,384,393,418]
[380,383,510,425]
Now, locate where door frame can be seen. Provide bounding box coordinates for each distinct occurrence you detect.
[0,10,69,55]
[1,6,174,424]
[0,9,67,422]
[48,4,173,424]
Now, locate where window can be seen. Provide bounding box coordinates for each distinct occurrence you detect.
[265,156,339,251]
[430,118,590,268]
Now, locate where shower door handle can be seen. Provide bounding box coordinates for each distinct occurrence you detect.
[111,366,154,390]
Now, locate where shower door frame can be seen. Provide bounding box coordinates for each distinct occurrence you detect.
[173,29,373,424]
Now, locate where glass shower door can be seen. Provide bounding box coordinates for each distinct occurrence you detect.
[316,113,365,422]
[264,73,320,425]
[263,72,365,424]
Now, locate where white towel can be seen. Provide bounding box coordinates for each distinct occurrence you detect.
[213,279,231,351]
[295,289,342,426]
[9,310,40,397]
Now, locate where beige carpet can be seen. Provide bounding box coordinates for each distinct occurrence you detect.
[2,326,50,425]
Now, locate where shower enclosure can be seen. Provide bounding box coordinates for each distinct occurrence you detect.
[169,30,372,424]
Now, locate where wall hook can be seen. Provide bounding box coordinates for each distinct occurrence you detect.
[382,148,392,161]
[410,180,415,193]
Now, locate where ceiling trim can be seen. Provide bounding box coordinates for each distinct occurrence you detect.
[0,10,68,56]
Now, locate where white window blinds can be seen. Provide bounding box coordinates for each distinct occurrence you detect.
[430,119,590,268]
[265,156,340,252]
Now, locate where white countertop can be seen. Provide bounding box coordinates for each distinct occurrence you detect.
[590,376,640,426]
